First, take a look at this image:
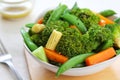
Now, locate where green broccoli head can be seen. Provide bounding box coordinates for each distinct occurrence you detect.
[56,24,113,58]
[43,10,53,24]
[30,21,113,58]
[105,24,120,48]
[30,20,70,47]
[56,28,82,58]
[88,25,113,42]
[70,8,100,29]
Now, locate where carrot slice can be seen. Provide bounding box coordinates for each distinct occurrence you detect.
[97,14,114,24]
[85,47,116,66]
[99,19,106,27]
[44,48,68,64]
[70,25,76,28]
[38,18,43,24]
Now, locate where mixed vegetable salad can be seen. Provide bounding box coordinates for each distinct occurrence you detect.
[21,3,120,77]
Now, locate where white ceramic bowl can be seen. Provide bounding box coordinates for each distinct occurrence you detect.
[24,8,120,76]
[24,43,120,76]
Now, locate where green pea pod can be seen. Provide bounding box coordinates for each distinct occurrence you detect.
[25,23,35,28]
[71,2,78,11]
[95,39,113,52]
[20,28,38,51]
[116,49,120,55]
[114,18,120,24]
[100,9,116,17]
[61,13,87,34]
[56,52,94,77]
[46,4,68,25]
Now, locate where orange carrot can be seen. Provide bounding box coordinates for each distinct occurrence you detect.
[70,25,76,28]
[99,19,106,27]
[97,14,114,24]
[38,18,43,24]
[44,48,68,64]
[85,47,116,66]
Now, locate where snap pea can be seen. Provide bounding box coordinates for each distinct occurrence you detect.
[61,13,87,34]
[100,9,116,17]
[46,4,67,25]
[25,23,35,28]
[114,18,120,24]
[20,28,38,51]
[95,40,113,52]
[116,49,120,55]
[71,2,78,11]
[56,52,94,77]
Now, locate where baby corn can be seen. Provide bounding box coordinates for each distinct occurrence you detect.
[45,30,62,50]
[32,24,45,33]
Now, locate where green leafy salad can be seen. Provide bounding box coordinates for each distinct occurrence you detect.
[21,3,120,77]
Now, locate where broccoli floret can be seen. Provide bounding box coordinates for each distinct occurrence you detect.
[43,10,53,24]
[56,24,113,58]
[56,28,82,58]
[70,8,100,29]
[30,21,112,58]
[116,49,120,55]
[87,25,114,52]
[30,20,70,46]
[88,25,113,42]
[30,34,42,46]
[105,24,120,48]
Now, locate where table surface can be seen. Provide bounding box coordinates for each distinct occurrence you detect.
[0,0,120,80]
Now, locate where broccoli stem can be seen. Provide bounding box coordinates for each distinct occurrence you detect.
[61,13,87,34]
[46,4,67,25]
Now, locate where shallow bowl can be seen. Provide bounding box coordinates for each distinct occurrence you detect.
[24,8,120,76]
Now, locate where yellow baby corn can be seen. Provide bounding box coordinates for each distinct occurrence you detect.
[45,30,62,50]
[32,24,45,33]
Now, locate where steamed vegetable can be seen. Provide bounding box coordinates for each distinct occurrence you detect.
[43,10,53,24]
[45,30,62,50]
[98,19,106,26]
[44,48,68,64]
[61,13,87,34]
[20,28,38,51]
[105,24,120,48]
[85,47,116,66]
[56,52,94,77]
[100,9,116,17]
[114,17,120,24]
[30,20,69,47]
[38,18,43,24]
[96,39,114,52]
[97,13,115,24]
[32,46,48,62]
[25,23,35,28]
[70,8,100,29]
[56,24,113,58]
[31,24,45,33]
[46,4,67,25]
